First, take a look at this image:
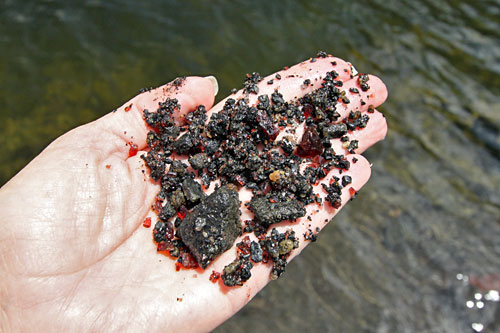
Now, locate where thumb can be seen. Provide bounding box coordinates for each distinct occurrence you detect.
[92,76,218,158]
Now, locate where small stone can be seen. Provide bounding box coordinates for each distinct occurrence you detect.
[269,170,285,182]
[250,241,263,262]
[278,239,294,255]
[181,177,205,206]
[188,153,208,170]
[323,123,347,139]
[169,189,186,209]
[159,201,176,221]
[249,196,305,227]
[178,186,241,269]
[342,175,352,187]
[296,127,323,157]
[173,133,194,155]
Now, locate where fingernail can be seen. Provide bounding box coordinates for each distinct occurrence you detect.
[204,75,219,96]
[347,62,358,76]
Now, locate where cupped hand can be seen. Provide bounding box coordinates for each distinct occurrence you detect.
[0,55,387,332]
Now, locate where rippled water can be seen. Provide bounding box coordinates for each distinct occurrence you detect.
[1,0,499,331]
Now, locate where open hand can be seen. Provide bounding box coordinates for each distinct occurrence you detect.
[0,54,387,332]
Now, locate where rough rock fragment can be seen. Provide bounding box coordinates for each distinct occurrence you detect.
[188,153,208,170]
[221,257,253,287]
[178,186,241,269]
[322,123,347,139]
[296,127,323,157]
[181,177,205,207]
[249,196,306,227]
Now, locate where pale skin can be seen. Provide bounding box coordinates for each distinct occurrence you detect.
[0,55,387,332]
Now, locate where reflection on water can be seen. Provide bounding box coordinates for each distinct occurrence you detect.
[456,273,500,332]
[1,0,499,331]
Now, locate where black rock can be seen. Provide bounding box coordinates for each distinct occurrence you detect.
[205,139,220,155]
[249,196,306,227]
[323,123,348,139]
[141,150,166,181]
[173,133,194,155]
[162,126,180,139]
[153,220,174,243]
[169,160,187,175]
[221,257,253,287]
[280,137,295,155]
[177,186,241,269]
[342,175,352,187]
[250,241,263,263]
[169,189,186,209]
[188,153,208,170]
[159,201,176,221]
[181,177,206,206]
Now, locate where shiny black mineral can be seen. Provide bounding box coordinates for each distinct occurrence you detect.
[177,186,241,268]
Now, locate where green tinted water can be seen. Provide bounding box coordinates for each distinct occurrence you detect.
[1,0,499,331]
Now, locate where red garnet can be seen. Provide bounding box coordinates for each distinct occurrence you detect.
[128,143,139,157]
[164,221,174,240]
[256,111,278,140]
[209,271,221,283]
[157,240,174,252]
[180,252,198,268]
[235,175,246,186]
[177,205,188,220]
[303,104,313,119]
[296,127,323,157]
[143,217,152,228]
[236,236,251,255]
[153,198,163,213]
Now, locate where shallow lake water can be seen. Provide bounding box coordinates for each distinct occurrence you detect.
[1,0,499,331]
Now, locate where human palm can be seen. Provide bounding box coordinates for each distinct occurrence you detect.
[0,56,387,332]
